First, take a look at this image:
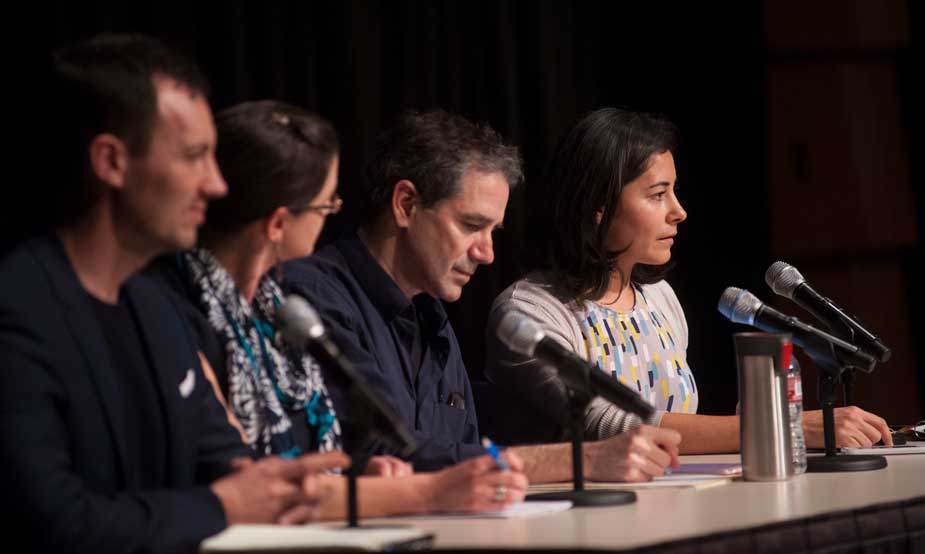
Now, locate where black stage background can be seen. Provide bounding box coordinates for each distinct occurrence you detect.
[8,1,922,426]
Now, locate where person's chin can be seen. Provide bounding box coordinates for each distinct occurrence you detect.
[438,285,464,303]
[170,228,198,252]
[643,253,671,266]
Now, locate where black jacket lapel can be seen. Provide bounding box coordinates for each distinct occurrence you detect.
[32,236,130,483]
[125,276,189,484]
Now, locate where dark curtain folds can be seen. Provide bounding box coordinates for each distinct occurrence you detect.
[11,1,921,420]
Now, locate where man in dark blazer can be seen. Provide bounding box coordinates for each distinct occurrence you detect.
[0,34,347,554]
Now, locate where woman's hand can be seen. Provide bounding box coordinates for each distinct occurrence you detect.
[364,455,414,477]
[585,424,681,482]
[803,406,892,448]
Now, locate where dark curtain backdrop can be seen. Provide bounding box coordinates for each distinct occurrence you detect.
[12,1,922,423]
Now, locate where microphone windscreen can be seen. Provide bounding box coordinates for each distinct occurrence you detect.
[496,310,545,357]
[765,261,804,298]
[718,287,761,325]
[277,295,325,345]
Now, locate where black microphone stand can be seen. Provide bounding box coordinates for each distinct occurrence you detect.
[344,438,372,528]
[828,319,858,407]
[806,346,885,473]
[296,329,417,528]
[525,388,636,507]
[841,367,856,407]
[339,386,417,528]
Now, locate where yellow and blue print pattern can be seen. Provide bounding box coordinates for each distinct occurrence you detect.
[575,286,698,414]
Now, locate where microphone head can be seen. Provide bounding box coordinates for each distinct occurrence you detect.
[717,287,762,326]
[496,311,546,357]
[765,261,805,298]
[276,295,325,345]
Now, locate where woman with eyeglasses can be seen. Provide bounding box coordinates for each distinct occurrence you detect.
[150,100,527,519]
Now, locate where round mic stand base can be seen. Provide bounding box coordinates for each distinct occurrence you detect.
[527,489,636,506]
[807,453,886,473]
[525,390,637,507]
[806,372,886,473]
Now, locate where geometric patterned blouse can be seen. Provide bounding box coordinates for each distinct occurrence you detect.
[574,283,699,416]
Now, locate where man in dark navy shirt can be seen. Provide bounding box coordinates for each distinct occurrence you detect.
[286,231,484,470]
[284,110,682,482]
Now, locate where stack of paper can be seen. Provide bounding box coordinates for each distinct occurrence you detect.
[200,524,434,552]
[528,463,740,494]
[410,500,573,519]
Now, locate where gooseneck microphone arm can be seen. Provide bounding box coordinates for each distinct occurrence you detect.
[496,311,648,507]
[717,287,876,374]
[718,287,886,473]
[765,261,890,363]
[277,295,417,527]
[497,311,655,420]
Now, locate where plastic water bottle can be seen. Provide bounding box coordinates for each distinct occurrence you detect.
[787,357,807,474]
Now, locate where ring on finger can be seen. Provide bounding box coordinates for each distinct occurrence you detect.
[493,485,507,502]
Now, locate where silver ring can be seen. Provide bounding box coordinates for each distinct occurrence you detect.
[493,485,507,502]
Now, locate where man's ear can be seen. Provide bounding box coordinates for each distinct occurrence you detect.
[88,133,130,189]
[391,179,419,229]
[264,206,290,243]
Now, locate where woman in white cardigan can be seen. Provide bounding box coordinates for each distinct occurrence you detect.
[486,108,891,453]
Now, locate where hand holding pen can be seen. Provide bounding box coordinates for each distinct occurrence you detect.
[426,438,527,512]
[481,437,510,471]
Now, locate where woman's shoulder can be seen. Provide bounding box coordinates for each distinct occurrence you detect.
[494,271,575,312]
[638,279,682,309]
[490,272,583,339]
[487,272,586,356]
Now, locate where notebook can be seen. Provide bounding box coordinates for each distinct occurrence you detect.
[842,443,925,456]
[528,474,733,492]
[669,462,742,476]
[200,524,434,552]
[407,500,573,519]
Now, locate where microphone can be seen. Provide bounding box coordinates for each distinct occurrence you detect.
[496,311,655,421]
[717,287,876,373]
[765,261,891,363]
[276,295,417,457]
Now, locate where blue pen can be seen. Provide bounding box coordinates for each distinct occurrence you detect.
[481,436,510,470]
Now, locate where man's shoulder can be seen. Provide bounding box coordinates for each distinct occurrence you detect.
[282,241,362,303]
[127,268,198,335]
[144,255,188,297]
[0,237,62,313]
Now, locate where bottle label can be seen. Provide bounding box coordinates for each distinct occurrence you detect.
[787,374,803,403]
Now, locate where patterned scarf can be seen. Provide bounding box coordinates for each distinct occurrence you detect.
[183,248,341,457]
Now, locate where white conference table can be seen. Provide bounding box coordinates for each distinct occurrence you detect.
[364,452,925,551]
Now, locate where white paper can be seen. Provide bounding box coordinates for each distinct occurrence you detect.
[529,475,733,493]
[657,473,731,481]
[200,524,432,552]
[613,477,731,489]
[410,500,573,519]
[841,444,925,456]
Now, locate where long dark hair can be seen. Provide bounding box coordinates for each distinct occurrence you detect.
[530,107,679,302]
[205,100,339,233]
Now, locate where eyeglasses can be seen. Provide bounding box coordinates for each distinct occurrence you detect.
[295,193,343,216]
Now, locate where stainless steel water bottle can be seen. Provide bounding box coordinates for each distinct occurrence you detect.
[734,332,794,481]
